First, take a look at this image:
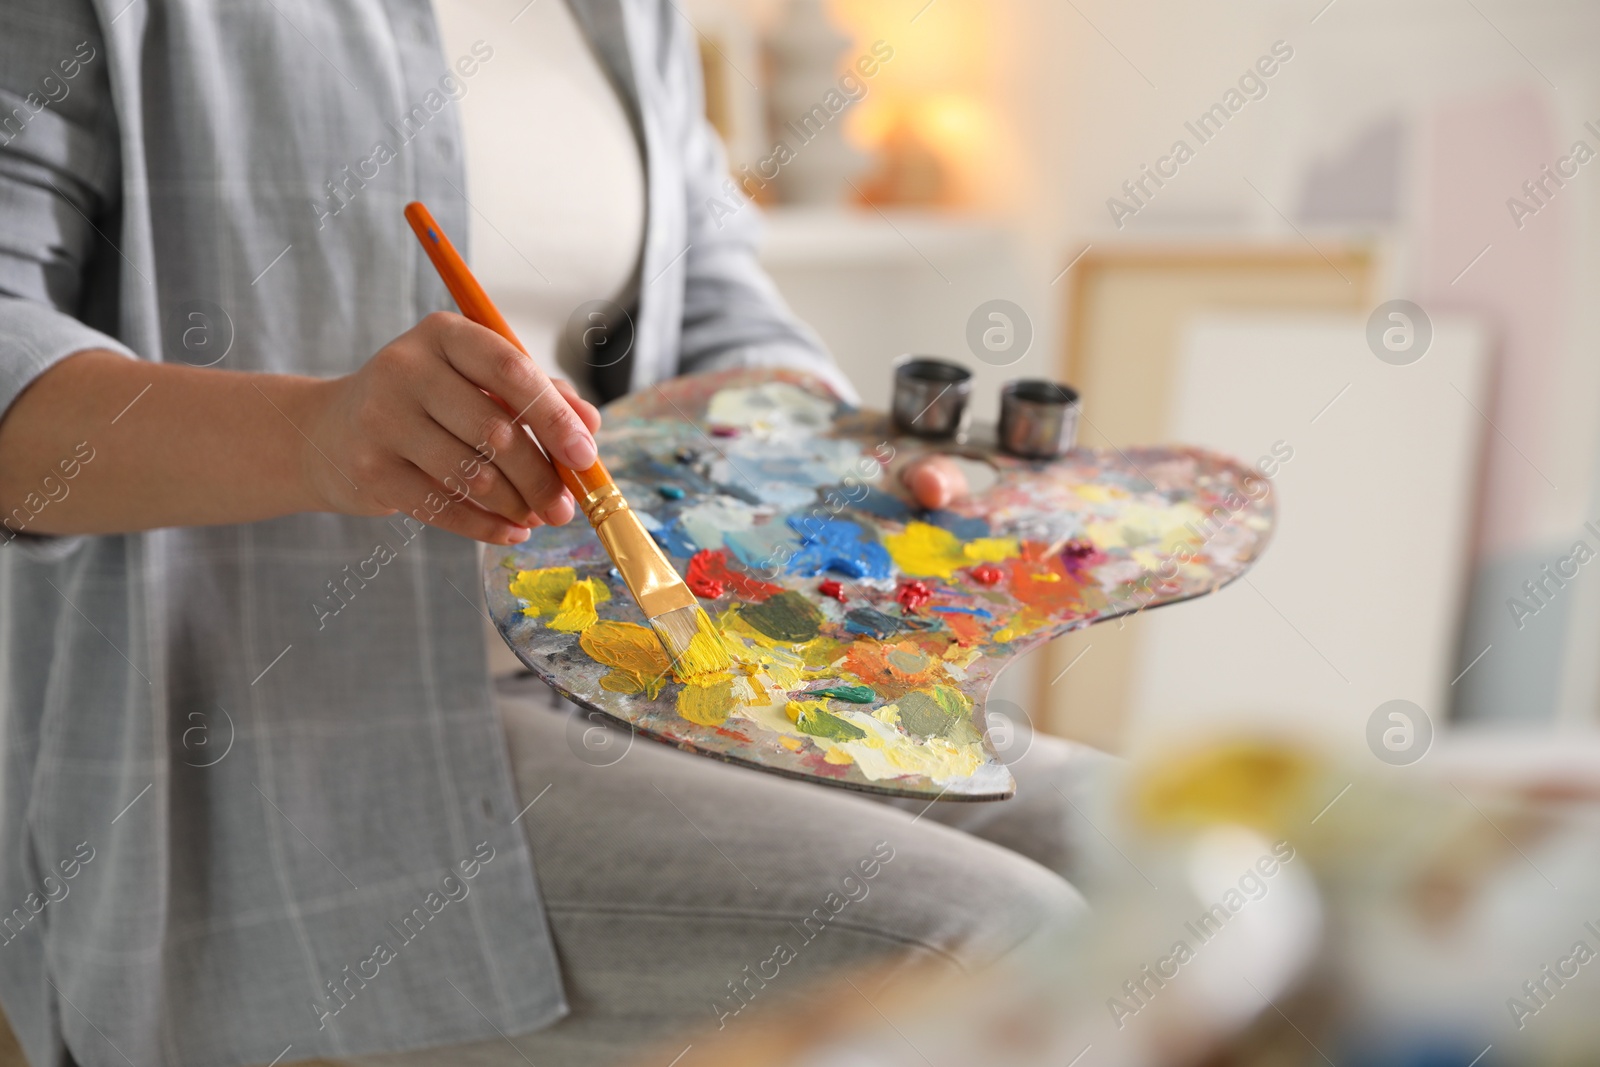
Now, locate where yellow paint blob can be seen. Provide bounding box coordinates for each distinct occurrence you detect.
[763,660,805,692]
[740,697,803,738]
[599,671,646,696]
[885,522,1020,579]
[1132,740,1318,836]
[784,699,870,742]
[827,727,986,783]
[509,566,576,618]
[784,698,827,725]
[798,635,847,670]
[677,676,737,726]
[1086,502,1206,553]
[580,620,673,700]
[719,624,802,685]
[883,522,968,578]
[547,578,610,633]
[941,645,983,670]
[1074,484,1126,504]
[962,537,1020,563]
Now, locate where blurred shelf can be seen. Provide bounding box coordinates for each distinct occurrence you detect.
[758,204,1009,269]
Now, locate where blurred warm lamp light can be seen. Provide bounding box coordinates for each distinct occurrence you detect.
[830,0,994,207]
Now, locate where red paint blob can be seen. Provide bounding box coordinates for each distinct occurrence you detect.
[687,572,726,599]
[818,579,847,603]
[896,579,934,613]
[686,549,784,602]
[709,425,739,438]
[969,562,1005,586]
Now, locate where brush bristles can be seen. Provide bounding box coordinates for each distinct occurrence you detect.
[586,493,729,681]
[649,604,732,680]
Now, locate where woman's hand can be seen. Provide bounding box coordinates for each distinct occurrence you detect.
[901,454,969,510]
[299,312,602,545]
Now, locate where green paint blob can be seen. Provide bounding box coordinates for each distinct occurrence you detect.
[886,646,932,675]
[896,686,978,743]
[794,706,868,741]
[740,590,823,643]
[811,685,876,704]
[896,691,958,738]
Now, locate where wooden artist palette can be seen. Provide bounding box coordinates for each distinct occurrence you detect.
[484,369,1274,801]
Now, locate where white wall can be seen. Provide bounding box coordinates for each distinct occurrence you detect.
[705,0,1600,733]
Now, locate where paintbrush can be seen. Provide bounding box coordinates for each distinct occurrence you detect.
[403,201,730,681]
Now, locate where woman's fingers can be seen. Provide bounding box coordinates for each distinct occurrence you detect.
[323,313,604,543]
[427,313,598,471]
[378,459,531,546]
[542,487,575,526]
[552,378,602,433]
[901,454,969,510]
[403,417,538,526]
[418,377,572,524]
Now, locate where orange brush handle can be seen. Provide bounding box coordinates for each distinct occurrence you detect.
[403,201,610,503]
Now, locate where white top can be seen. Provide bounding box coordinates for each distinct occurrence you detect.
[432,0,645,390]
[433,0,646,676]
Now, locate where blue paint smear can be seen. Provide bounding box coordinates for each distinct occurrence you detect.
[784,516,893,580]
[649,518,698,560]
[853,488,912,521]
[844,607,937,639]
[930,605,994,618]
[724,524,798,574]
[923,509,991,540]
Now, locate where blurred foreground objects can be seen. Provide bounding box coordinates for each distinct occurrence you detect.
[632,730,1600,1067]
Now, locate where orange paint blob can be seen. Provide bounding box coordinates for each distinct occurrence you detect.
[841,636,949,700]
[938,610,988,647]
[1009,541,1083,614]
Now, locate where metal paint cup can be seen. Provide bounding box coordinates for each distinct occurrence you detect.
[999,379,1080,459]
[892,356,972,439]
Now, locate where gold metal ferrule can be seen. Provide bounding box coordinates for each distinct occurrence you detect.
[579,483,630,526]
[593,508,699,618]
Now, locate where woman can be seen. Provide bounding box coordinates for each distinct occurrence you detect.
[0,2,1101,1065]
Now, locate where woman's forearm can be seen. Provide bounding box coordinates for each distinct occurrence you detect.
[0,314,605,545]
[0,349,325,536]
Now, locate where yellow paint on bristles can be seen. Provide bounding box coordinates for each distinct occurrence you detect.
[667,606,733,681]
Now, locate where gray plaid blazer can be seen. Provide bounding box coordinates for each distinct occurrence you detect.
[0,1,846,1064]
